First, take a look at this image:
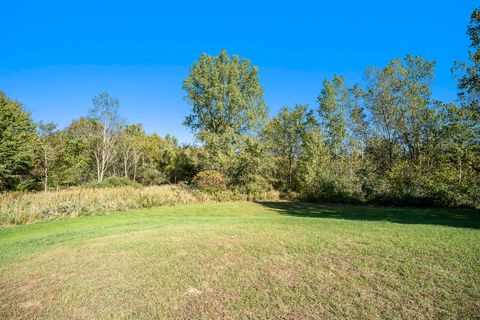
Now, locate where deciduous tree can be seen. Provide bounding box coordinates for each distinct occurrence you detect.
[0,92,37,190]
[89,92,122,182]
[263,104,313,190]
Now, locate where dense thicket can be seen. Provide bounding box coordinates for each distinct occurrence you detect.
[0,9,479,207]
[0,92,37,190]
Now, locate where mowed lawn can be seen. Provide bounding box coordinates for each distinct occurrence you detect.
[0,202,479,319]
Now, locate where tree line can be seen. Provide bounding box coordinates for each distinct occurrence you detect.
[1,8,479,207]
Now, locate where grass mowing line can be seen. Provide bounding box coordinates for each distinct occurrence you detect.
[0,202,479,319]
[0,202,283,264]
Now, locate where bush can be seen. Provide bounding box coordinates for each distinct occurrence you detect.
[192,187,280,202]
[137,164,167,186]
[192,170,226,190]
[87,176,142,189]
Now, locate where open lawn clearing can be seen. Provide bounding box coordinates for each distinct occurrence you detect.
[0,202,479,319]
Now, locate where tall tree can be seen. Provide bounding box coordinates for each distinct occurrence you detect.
[118,124,146,179]
[454,7,480,160]
[263,104,313,190]
[37,122,57,192]
[348,85,369,159]
[183,49,267,140]
[317,75,350,158]
[364,61,403,170]
[57,118,97,186]
[297,129,336,200]
[396,55,436,163]
[129,125,146,183]
[171,145,201,183]
[456,7,480,116]
[363,56,438,200]
[143,133,178,183]
[183,49,269,189]
[0,92,38,190]
[89,92,122,182]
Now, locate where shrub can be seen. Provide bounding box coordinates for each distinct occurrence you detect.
[87,176,142,189]
[192,170,226,190]
[137,164,166,186]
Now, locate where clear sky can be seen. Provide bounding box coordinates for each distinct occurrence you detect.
[0,0,476,143]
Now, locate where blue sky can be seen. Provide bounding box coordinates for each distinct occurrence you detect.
[0,0,476,143]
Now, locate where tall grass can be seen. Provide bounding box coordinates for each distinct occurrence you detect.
[0,185,279,225]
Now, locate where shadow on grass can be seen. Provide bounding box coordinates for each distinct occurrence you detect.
[259,201,480,229]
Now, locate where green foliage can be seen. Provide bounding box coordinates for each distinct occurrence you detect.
[456,7,480,116]
[136,163,167,186]
[183,49,267,138]
[1,9,479,207]
[36,121,58,191]
[0,92,38,191]
[144,134,179,182]
[263,104,313,191]
[89,92,123,183]
[317,75,350,156]
[228,137,273,194]
[52,118,97,186]
[298,129,362,203]
[183,49,271,192]
[171,145,201,183]
[294,50,479,207]
[363,55,436,167]
[87,176,142,189]
[117,123,148,183]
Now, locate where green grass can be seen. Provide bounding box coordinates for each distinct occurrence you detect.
[1,202,479,319]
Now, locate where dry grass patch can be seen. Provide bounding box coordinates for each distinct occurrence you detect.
[0,185,280,225]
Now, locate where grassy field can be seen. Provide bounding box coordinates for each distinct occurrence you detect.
[0,202,479,319]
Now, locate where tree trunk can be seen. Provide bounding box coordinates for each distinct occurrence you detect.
[95,152,102,182]
[133,161,137,183]
[458,155,463,183]
[43,147,48,192]
[124,154,129,178]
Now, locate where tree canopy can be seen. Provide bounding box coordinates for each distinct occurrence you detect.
[0,92,37,190]
[0,7,479,208]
